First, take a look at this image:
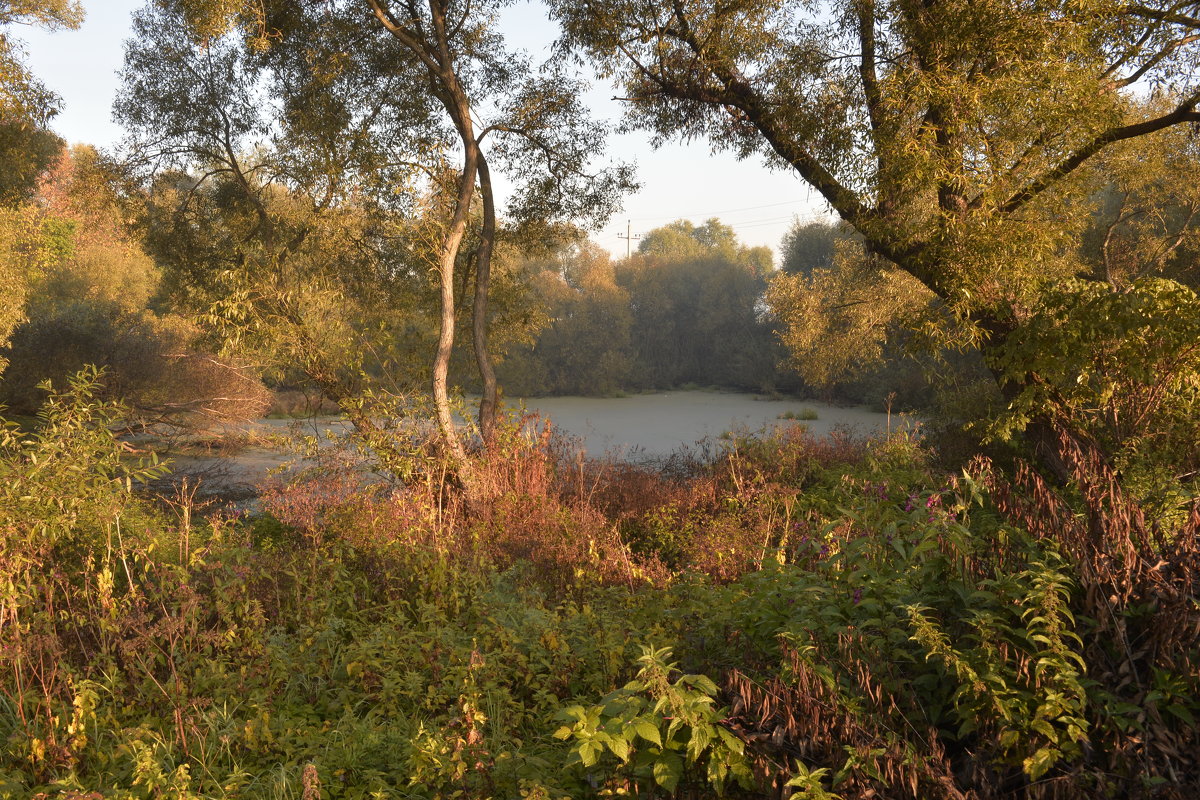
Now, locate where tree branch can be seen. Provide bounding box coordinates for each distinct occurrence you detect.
[999,94,1200,214]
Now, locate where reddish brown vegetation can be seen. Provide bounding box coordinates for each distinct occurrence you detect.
[257,419,871,591]
[976,429,1200,798]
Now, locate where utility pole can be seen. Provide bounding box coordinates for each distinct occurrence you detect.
[617,219,641,259]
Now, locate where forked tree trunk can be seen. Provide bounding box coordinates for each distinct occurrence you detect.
[368,0,500,495]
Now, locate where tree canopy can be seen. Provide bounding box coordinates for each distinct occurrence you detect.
[0,0,82,367]
[550,0,1200,335]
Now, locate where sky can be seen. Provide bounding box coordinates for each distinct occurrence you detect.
[18,0,833,262]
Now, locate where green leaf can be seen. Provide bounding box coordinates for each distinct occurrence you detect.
[1030,719,1057,739]
[606,733,631,762]
[653,754,681,793]
[687,674,719,695]
[1165,704,1197,726]
[632,719,662,746]
[716,725,745,755]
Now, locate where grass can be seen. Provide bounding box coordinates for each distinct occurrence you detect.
[779,407,820,421]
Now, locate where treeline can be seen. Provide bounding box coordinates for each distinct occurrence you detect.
[497,219,791,397]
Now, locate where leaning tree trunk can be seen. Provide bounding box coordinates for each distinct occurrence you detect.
[429,128,478,489]
[368,0,499,495]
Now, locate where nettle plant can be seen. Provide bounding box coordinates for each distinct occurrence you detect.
[679,469,1096,795]
[554,645,754,796]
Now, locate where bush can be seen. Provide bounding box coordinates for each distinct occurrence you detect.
[1,304,270,428]
[993,277,1200,516]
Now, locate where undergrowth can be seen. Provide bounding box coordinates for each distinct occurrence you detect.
[1,373,1197,798]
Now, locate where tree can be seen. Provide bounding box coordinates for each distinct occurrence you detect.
[356,0,631,456]
[0,1,81,366]
[550,0,1200,475]
[639,218,746,264]
[121,0,632,493]
[500,240,634,396]
[497,222,781,395]
[778,218,858,276]
[620,219,775,389]
[767,240,930,390]
[993,278,1200,512]
[1078,125,1200,287]
[0,146,270,426]
[118,5,414,447]
[0,0,81,203]
[0,204,60,373]
[31,147,158,314]
[0,121,61,207]
[549,0,1200,382]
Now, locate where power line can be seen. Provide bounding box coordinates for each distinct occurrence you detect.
[617,219,642,259]
[725,216,810,230]
[604,211,821,241]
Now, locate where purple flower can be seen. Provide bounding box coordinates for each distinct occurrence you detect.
[853,588,863,605]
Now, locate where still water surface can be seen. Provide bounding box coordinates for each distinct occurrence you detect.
[170,391,902,495]
[516,391,896,459]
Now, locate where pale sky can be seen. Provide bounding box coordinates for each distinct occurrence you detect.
[19,0,831,262]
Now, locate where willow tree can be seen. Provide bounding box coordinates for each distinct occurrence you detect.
[117,0,436,474]
[121,0,631,488]
[550,0,1200,379]
[0,0,81,205]
[1079,122,1200,287]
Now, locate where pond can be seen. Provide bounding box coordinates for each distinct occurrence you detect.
[516,390,901,459]
[162,390,907,498]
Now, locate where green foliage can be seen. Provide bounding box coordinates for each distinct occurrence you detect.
[0,120,61,207]
[498,241,630,396]
[549,0,1200,320]
[767,237,938,392]
[500,220,786,396]
[1,373,1197,797]
[784,760,842,800]
[992,277,1200,510]
[0,366,167,549]
[0,148,268,427]
[698,475,1091,788]
[619,221,778,391]
[779,218,855,277]
[1078,123,1200,288]
[554,646,753,795]
[0,2,79,204]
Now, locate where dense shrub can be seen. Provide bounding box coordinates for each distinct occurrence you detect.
[0,306,270,428]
